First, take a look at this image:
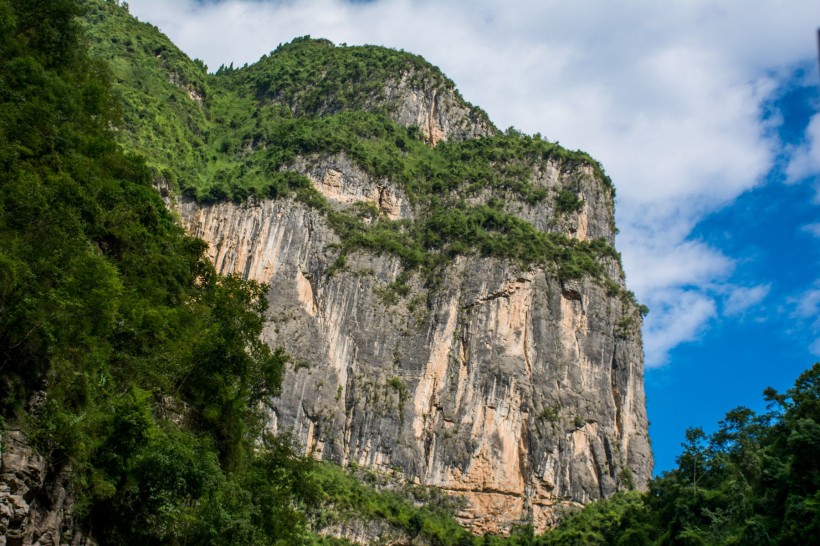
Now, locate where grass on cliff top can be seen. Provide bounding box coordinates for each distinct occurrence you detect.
[82,0,622,284]
[216,34,490,124]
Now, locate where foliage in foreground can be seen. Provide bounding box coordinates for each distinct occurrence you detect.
[0,1,316,543]
[534,362,820,546]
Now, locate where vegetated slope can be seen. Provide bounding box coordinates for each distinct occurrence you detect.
[81,0,212,187]
[83,0,624,284]
[80,0,653,536]
[0,1,319,543]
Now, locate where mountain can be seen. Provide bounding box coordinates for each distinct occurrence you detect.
[0,0,652,543]
[5,2,820,545]
[82,0,653,535]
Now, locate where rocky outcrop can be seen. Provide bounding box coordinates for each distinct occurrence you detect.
[467,161,615,246]
[270,61,496,146]
[381,70,496,145]
[175,150,652,534]
[289,154,413,220]
[0,430,92,546]
[318,519,411,546]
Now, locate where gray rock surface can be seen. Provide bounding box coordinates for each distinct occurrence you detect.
[381,70,496,145]
[0,430,92,546]
[269,58,497,146]
[175,144,652,533]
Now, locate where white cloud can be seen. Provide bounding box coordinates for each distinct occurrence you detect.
[792,284,820,356]
[126,0,819,366]
[794,286,820,320]
[811,338,820,356]
[722,284,771,317]
[643,289,716,367]
[620,237,733,296]
[803,223,820,237]
[787,114,820,183]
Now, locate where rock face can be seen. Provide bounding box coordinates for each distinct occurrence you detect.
[175,143,652,534]
[158,32,651,535]
[268,57,497,146]
[381,70,496,145]
[0,430,92,546]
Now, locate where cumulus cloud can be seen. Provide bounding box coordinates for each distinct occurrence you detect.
[620,237,733,296]
[794,285,820,320]
[643,289,716,367]
[126,0,819,365]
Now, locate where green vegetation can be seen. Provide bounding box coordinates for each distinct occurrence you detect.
[308,462,476,545]
[0,1,316,543]
[387,376,409,416]
[82,0,212,190]
[540,404,562,423]
[555,189,584,214]
[81,0,621,285]
[219,35,485,124]
[533,362,820,545]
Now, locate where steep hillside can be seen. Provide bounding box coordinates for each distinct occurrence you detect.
[0,1,318,544]
[79,0,652,535]
[6,3,820,545]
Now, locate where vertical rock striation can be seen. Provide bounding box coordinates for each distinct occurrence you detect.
[381,70,496,145]
[176,138,652,534]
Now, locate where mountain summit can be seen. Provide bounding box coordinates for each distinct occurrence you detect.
[0,0,651,541]
[85,0,652,534]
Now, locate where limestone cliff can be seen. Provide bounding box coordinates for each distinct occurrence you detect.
[0,430,93,546]
[78,7,652,531]
[2,1,654,541]
[176,128,652,534]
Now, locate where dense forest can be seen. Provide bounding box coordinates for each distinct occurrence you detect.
[0,0,818,544]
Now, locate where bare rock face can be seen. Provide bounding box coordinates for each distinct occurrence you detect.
[175,147,652,534]
[290,154,413,220]
[381,70,496,145]
[0,430,92,546]
[318,519,410,545]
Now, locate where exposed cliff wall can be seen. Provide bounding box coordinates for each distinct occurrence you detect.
[175,147,652,533]
[0,430,93,546]
[381,70,496,145]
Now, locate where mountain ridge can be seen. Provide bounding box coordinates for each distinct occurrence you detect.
[83,0,653,534]
[3,2,819,545]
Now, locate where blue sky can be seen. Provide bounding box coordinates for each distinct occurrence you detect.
[126,0,820,473]
[647,67,820,470]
